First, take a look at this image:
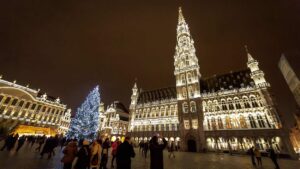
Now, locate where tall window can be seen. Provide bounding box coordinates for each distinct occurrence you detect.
[225,116,232,129]
[221,100,227,110]
[190,101,196,112]
[192,119,198,129]
[182,102,189,113]
[188,86,194,97]
[249,115,257,128]
[211,117,217,130]
[187,73,192,82]
[207,119,211,130]
[0,95,4,103]
[182,87,187,98]
[170,106,174,116]
[239,115,247,128]
[234,98,241,109]
[257,115,265,128]
[243,97,251,108]
[4,97,11,104]
[181,74,186,84]
[250,96,259,107]
[217,117,223,129]
[228,99,234,110]
[11,99,18,106]
[184,120,190,129]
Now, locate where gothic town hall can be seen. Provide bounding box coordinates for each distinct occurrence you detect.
[127,8,294,156]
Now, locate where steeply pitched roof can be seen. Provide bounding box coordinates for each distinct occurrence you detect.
[200,69,254,93]
[137,87,177,104]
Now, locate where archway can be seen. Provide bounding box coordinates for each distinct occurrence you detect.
[187,139,197,152]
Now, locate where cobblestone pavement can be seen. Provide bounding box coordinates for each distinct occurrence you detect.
[0,141,299,169]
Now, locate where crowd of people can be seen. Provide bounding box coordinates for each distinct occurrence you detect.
[248,146,281,169]
[0,133,284,169]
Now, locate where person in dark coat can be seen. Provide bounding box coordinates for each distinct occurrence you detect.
[248,146,256,166]
[149,135,168,169]
[40,137,54,159]
[74,139,90,169]
[143,141,149,158]
[116,136,135,169]
[0,134,14,151]
[16,136,26,152]
[100,138,111,169]
[269,147,280,169]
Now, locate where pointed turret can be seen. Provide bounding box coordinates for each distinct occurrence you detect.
[245,46,268,87]
[130,81,139,109]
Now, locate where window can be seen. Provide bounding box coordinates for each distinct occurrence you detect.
[243,97,251,108]
[185,56,189,66]
[192,119,198,129]
[249,115,257,128]
[31,104,36,110]
[184,120,190,129]
[181,74,186,84]
[190,101,196,112]
[221,100,227,110]
[217,117,223,129]
[250,96,258,107]
[182,87,187,98]
[0,95,3,102]
[228,99,234,110]
[257,115,265,128]
[188,86,194,97]
[211,117,217,130]
[225,116,232,129]
[239,115,247,128]
[18,101,24,107]
[234,98,241,109]
[182,102,189,113]
[25,102,31,109]
[187,73,192,82]
[11,99,18,106]
[4,97,11,104]
[207,119,211,130]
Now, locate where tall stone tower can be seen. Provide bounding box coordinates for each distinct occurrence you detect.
[174,7,204,152]
[128,82,138,132]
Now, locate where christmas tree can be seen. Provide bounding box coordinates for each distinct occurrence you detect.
[67,86,100,140]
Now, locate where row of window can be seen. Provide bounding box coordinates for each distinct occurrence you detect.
[0,106,62,124]
[182,101,196,113]
[203,95,262,112]
[184,119,198,130]
[0,95,64,116]
[204,114,273,130]
[134,106,178,119]
[132,123,179,132]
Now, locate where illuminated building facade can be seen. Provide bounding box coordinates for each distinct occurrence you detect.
[0,76,70,136]
[128,8,295,156]
[99,101,129,141]
[279,55,300,153]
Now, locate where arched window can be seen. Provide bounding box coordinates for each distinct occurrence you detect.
[234,98,241,109]
[182,87,187,98]
[243,97,251,108]
[217,117,223,129]
[257,114,265,128]
[4,97,11,104]
[250,96,259,107]
[181,74,186,84]
[225,116,232,129]
[221,100,227,110]
[211,117,217,130]
[182,102,189,113]
[228,98,234,110]
[0,95,4,103]
[202,101,207,112]
[207,119,211,130]
[185,55,189,66]
[213,100,220,111]
[239,115,247,128]
[160,107,165,117]
[248,115,257,128]
[170,106,174,116]
[187,73,192,82]
[156,108,159,117]
[188,86,194,97]
[190,101,196,112]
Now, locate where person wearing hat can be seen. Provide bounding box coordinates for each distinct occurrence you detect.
[74,139,91,169]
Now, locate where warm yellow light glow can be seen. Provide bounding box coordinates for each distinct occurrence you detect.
[14,125,57,136]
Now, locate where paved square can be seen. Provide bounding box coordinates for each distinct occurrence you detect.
[0,141,299,169]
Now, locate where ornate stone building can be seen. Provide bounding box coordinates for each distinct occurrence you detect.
[99,101,129,141]
[128,8,295,156]
[0,75,71,136]
[279,54,300,153]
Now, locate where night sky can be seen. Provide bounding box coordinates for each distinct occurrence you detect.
[1,1,300,126]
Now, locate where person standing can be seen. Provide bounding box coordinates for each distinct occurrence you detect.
[254,147,262,167]
[74,139,91,169]
[168,141,175,159]
[0,134,13,151]
[143,141,149,158]
[61,141,78,169]
[16,136,26,152]
[149,136,168,169]
[90,140,102,169]
[116,136,135,169]
[248,146,256,166]
[269,147,280,169]
[111,138,121,168]
[100,138,110,169]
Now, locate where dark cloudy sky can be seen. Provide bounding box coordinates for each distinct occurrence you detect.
[1,0,300,125]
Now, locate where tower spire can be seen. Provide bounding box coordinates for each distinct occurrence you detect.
[178,7,186,24]
[244,45,254,62]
